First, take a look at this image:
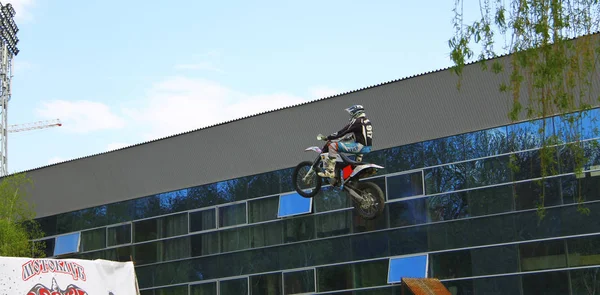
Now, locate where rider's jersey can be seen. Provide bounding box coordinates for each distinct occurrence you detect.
[327,116,373,146]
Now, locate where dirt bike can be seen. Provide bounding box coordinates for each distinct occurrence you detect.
[291,134,386,220]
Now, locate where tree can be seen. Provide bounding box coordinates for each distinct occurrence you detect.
[449,0,600,219]
[0,172,45,257]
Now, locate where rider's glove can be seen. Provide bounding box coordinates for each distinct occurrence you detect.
[317,134,327,141]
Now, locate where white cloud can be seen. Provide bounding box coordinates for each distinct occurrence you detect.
[4,0,36,22]
[174,62,224,73]
[106,142,129,151]
[35,100,126,133]
[47,156,65,165]
[123,76,313,140]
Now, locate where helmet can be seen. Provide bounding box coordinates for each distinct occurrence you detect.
[345,104,365,118]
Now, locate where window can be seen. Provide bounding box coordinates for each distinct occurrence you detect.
[54,232,81,256]
[107,223,131,247]
[248,196,279,223]
[219,203,247,228]
[219,277,248,294]
[388,254,429,284]
[250,272,282,295]
[189,282,217,295]
[387,171,424,200]
[189,208,216,232]
[283,269,315,294]
[278,192,312,218]
[134,213,188,243]
[80,227,106,252]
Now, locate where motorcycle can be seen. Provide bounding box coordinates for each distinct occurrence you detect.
[291,134,386,220]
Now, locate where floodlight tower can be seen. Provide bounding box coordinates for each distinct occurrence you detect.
[0,2,18,176]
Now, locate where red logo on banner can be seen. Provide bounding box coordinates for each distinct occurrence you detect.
[26,278,88,295]
[21,259,86,282]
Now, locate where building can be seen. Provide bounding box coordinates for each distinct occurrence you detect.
[20,34,600,294]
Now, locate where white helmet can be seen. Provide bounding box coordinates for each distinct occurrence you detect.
[345,104,365,118]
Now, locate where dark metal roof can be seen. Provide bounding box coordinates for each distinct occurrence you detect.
[18,32,600,218]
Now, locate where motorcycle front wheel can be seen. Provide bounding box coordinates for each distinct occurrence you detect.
[292,161,322,198]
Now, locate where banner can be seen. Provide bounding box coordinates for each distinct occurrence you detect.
[0,256,141,295]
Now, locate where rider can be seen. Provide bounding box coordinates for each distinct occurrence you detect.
[317,104,373,181]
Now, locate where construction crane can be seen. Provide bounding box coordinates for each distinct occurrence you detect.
[0,119,62,176]
[8,119,62,133]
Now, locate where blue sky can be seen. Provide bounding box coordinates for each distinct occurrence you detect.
[7,0,483,173]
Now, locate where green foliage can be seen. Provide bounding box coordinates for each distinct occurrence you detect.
[450,0,600,219]
[0,173,45,257]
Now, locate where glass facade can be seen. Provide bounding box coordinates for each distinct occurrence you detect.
[31,108,600,294]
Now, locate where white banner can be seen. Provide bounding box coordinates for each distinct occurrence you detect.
[0,256,141,295]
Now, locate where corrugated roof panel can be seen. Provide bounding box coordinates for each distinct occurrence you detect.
[19,33,600,218]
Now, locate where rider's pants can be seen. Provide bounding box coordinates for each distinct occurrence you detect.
[328,140,371,157]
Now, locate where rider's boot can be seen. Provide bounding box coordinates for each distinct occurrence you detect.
[318,156,337,183]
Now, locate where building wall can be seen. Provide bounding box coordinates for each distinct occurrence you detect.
[18,54,570,219]
[33,107,600,294]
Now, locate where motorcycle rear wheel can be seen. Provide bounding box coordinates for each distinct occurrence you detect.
[292,161,322,198]
[351,181,385,220]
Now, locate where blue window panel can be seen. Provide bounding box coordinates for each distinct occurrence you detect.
[388,254,428,284]
[53,232,81,256]
[278,192,312,218]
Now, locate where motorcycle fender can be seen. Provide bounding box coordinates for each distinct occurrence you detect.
[305,146,322,153]
[349,164,384,178]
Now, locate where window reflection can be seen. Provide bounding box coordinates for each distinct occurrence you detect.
[189,282,216,295]
[278,193,312,217]
[315,210,352,238]
[189,209,216,232]
[567,235,600,267]
[283,269,315,295]
[220,277,248,295]
[247,172,281,199]
[389,198,428,227]
[250,222,282,248]
[313,186,351,212]
[388,254,428,283]
[219,203,247,228]
[220,227,249,253]
[80,227,106,252]
[217,179,249,203]
[283,215,314,243]
[522,270,570,294]
[250,272,282,295]
[423,134,466,166]
[190,231,219,257]
[387,171,423,200]
[570,267,600,294]
[427,193,468,222]
[106,201,135,224]
[424,164,468,195]
[107,223,131,247]
[469,155,511,188]
[430,250,471,279]
[248,196,279,223]
[508,118,553,152]
[519,239,567,271]
[383,142,425,173]
[54,232,80,256]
